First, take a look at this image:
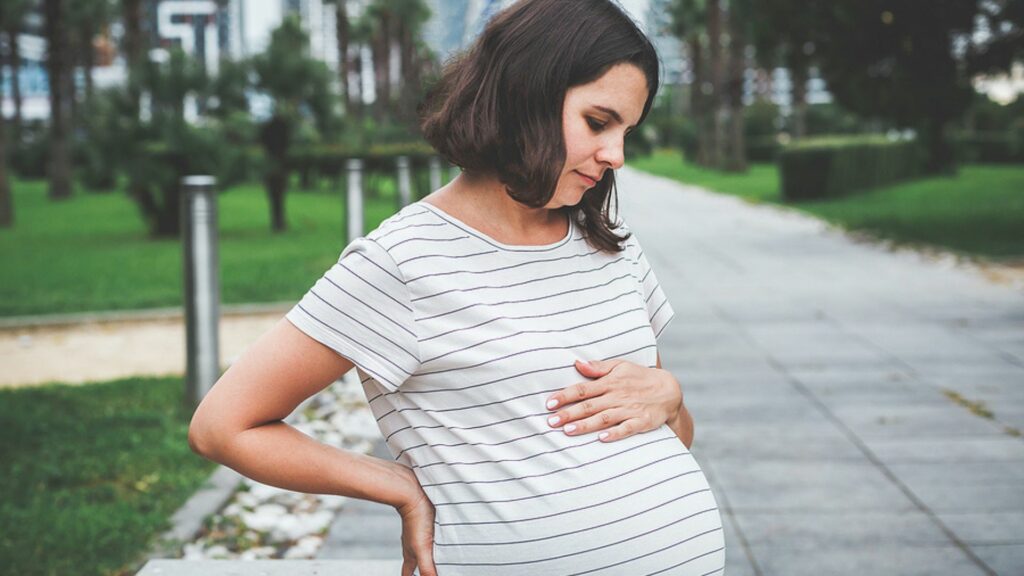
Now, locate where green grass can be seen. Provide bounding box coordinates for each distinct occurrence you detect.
[630,149,1024,260]
[0,376,218,576]
[0,179,404,317]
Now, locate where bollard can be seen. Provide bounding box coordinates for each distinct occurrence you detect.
[181,175,220,409]
[346,158,364,244]
[396,155,413,207]
[429,156,442,192]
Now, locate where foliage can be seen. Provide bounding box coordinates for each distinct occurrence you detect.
[0,376,218,576]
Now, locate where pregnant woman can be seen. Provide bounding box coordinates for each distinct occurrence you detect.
[188,0,725,574]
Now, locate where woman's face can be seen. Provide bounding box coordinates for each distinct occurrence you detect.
[547,62,649,210]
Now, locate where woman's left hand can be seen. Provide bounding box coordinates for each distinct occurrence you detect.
[545,359,682,442]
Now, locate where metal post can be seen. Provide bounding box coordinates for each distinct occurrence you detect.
[346,158,364,243]
[449,164,461,182]
[396,155,412,207]
[181,175,220,408]
[429,156,442,192]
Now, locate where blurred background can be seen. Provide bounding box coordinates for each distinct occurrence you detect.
[1,1,1022,575]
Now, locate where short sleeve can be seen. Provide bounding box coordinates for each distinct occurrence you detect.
[620,221,675,341]
[286,237,420,391]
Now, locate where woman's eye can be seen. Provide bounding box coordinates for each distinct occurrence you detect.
[586,118,606,132]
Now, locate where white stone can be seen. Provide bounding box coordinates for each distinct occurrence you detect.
[270,510,334,542]
[240,504,289,532]
[283,535,323,559]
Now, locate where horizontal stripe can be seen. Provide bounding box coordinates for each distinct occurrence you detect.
[416,272,634,322]
[418,436,677,489]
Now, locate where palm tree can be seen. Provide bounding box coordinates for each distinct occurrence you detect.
[68,0,115,106]
[669,0,711,166]
[392,0,432,124]
[0,54,11,227]
[252,15,333,232]
[366,1,393,121]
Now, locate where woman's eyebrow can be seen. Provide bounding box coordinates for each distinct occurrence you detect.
[593,105,636,129]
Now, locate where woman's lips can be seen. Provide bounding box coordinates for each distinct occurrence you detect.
[576,171,597,186]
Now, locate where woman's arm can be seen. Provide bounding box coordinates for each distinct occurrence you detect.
[188,317,418,509]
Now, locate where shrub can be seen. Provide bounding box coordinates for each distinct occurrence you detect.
[779,135,924,201]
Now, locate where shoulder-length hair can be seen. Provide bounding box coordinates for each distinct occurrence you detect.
[418,0,660,253]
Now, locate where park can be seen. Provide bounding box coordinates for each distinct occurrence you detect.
[1,1,1023,575]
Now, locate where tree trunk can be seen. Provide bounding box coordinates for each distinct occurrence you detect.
[260,115,291,232]
[336,1,352,114]
[398,18,415,122]
[83,22,95,104]
[352,43,363,117]
[686,36,709,166]
[122,0,143,114]
[0,73,13,228]
[6,30,24,140]
[790,58,808,140]
[45,0,72,200]
[725,17,747,173]
[706,0,724,169]
[372,10,391,121]
[922,116,955,175]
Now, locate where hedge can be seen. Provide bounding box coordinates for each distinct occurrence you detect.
[779,136,924,201]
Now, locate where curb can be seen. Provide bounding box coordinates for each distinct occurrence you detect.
[0,302,295,331]
[142,466,245,563]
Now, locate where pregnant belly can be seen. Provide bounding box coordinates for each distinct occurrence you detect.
[421,424,726,576]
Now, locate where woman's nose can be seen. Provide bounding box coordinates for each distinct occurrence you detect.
[596,138,625,170]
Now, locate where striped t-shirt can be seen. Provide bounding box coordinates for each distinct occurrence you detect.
[286,200,725,575]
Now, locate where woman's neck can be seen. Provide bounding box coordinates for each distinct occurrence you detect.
[427,172,567,242]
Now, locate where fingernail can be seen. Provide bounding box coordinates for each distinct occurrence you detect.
[564,423,577,433]
[599,432,609,440]
[546,398,558,409]
[548,415,561,426]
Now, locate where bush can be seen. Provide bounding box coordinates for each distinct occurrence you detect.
[10,120,48,179]
[952,131,1022,164]
[779,135,924,201]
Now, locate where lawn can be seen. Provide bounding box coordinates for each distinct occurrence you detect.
[629,149,1024,261]
[0,178,407,317]
[0,376,218,576]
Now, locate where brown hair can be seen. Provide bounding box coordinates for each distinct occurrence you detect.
[418,0,660,253]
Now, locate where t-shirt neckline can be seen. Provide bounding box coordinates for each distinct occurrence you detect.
[416,201,575,252]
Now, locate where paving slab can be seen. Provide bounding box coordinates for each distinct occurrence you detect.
[733,510,952,549]
[861,435,1024,463]
[968,544,1024,575]
[745,544,989,576]
[936,512,1024,545]
[707,459,916,513]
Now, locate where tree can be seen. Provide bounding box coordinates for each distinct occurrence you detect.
[749,0,820,140]
[668,0,710,165]
[44,0,73,200]
[806,1,983,171]
[723,0,751,172]
[252,15,333,232]
[67,0,115,107]
[392,0,432,124]
[0,0,32,141]
[0,46,11,227]
[121,0,144,114]
[366,1,393,121]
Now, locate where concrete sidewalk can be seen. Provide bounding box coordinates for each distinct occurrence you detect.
[313,167,1024,575]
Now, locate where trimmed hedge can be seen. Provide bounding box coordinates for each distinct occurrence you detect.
[953,129,1024,164]
[779,136,923,201]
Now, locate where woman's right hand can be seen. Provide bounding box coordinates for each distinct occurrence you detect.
[395,468,437,576]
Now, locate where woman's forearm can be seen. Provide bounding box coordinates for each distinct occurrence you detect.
[199,421,416,509]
